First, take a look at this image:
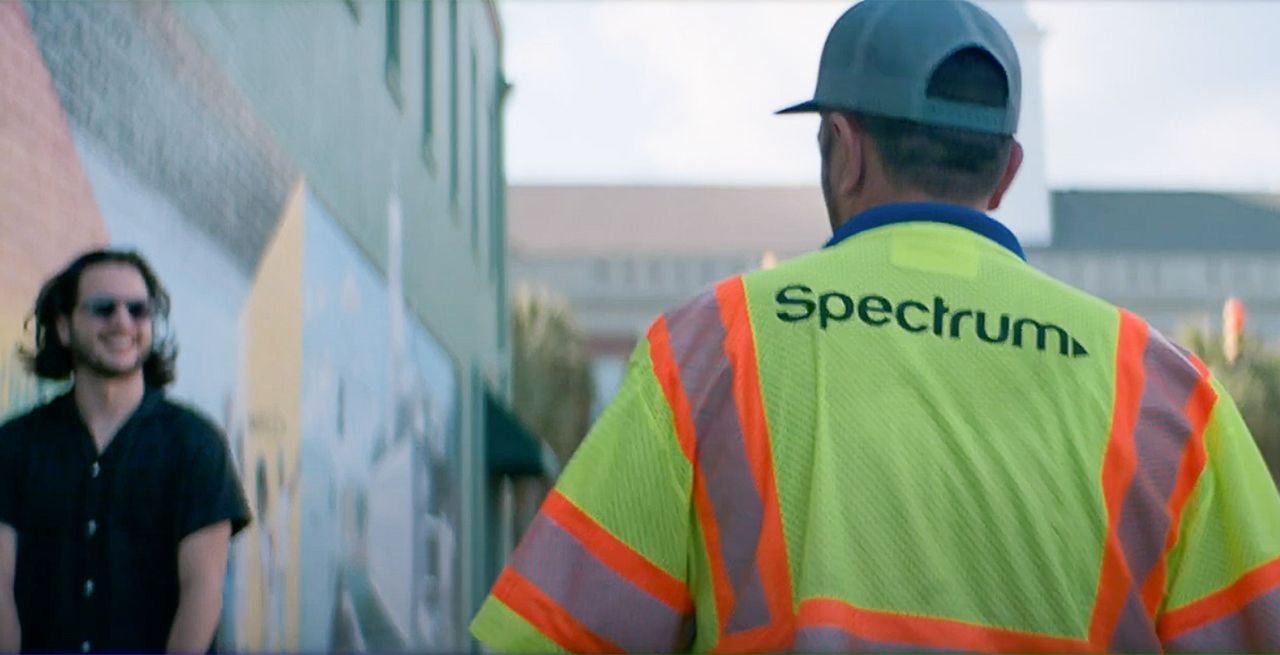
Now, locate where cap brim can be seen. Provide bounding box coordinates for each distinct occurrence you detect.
[775,100,822,115]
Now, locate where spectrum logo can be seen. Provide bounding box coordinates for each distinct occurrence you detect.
[775,284,1090,358]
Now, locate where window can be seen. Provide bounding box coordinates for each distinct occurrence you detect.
[421,0,435,166]
[385,0,403,108]
[449,0,459,215]
[1205,255,1221,291]
[470,48,480,260]
[495,204,507,351]
[592,259,611,284]
[700,259,717,284]
[496,259,507,350]
[648,258,663,288]
[336,377,346,440]
[624,260,637,287]
[489,74,505,283]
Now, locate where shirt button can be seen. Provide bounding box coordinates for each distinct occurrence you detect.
[87,520,97,537]
[90,461,100,478]
[81,641,90,653]
[84,579,94,597]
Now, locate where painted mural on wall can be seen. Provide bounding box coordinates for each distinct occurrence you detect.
[2,2,465,651]
[0,1,109,420]
[299,194,461,650]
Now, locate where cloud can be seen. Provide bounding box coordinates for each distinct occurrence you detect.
[1049,90,1280,191]
[502,1,846,184]
[587,2,847,184]
[501,0,1280,191]
[500,2,666,179]
[1031,0,1280,190]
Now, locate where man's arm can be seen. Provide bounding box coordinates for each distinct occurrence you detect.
[470,335,695,653]
[166,521,231,654]
[168,413,252,653]
[0,423,21,654]
[0,523,20,653]
[1158,379,1280,652]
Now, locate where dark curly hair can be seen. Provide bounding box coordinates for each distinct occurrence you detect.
[20,249,178,387]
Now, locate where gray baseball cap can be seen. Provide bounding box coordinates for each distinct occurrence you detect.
[778,0,1021,136]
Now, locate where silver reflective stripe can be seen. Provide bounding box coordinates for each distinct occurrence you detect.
[793,626,948,653]
[664,291,773,635]
[510,513,691,652]
[1116,330,1202,587]
[1109,590,1161,652]
[1164,586,1280,652]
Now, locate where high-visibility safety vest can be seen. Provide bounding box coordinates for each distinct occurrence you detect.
[471,203,1280,653]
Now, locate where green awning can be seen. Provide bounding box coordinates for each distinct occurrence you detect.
[484,390,547,477]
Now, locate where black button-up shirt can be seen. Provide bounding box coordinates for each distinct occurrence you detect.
[0,388,252,653]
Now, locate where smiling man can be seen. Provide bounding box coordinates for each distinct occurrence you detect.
[0,249,251,654]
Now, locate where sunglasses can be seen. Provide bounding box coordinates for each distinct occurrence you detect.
[80,296,153,321]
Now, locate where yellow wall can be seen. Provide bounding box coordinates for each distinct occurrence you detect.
[0,0,109,418]
[238,180,305,651]
[0,312,38,417]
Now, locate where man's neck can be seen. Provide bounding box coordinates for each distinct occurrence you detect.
[74,372,146,452]
[833,193,987,233]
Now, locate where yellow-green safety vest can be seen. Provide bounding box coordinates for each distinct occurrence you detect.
[472,203,1280,653]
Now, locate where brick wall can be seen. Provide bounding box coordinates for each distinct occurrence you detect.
[0,1,108,314]
[23,0,296,276]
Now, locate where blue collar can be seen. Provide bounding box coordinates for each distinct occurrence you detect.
[824,202,1026,261]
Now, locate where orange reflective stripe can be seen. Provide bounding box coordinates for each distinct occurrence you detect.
[1160,586,1280,651]
[798,598,1092,653]
[1190,353,1210,379]
[541,489,693,614]
[1088,309,1148,646]
[690,474,737,639]
[716,277,771,506]
[1086,322,1220,651]
[492,567,624,654]
[1158,556,1280,642]
[653,281,794,647]
[504,501,694,650]
[715,276,794,643]
[648,316,736,632]
[648,318,697,462]
[1139,359,1216,616]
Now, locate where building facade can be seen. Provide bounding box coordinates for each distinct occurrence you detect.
[0,1,514,650]
[506,1,1276,415]
[509,186,1280,414]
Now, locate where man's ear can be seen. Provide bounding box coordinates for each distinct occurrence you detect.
[56,314,71,347]
[986,139,1023,211]
[829,113,866,197]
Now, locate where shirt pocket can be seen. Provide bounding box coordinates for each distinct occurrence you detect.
[116,460,178,540]
[22,455,82,535]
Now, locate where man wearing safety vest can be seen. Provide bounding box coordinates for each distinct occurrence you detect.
[471,0,1280,651]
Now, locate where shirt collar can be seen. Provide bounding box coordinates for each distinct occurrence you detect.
[57,384,166,423]
[824,202,1026,261]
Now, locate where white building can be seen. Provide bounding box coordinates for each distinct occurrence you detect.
[507,2,1280,412]
[510,186,1280,413]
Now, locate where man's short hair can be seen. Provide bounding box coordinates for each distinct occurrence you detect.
[850,48,1015,202]
[20,248,178,387]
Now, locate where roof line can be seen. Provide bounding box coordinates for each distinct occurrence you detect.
[484,0,502,57]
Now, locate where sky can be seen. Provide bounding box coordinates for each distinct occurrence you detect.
[498,1,1280,193]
